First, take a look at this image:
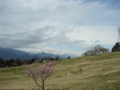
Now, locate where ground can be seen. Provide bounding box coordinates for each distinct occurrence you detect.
[0,52,120,90]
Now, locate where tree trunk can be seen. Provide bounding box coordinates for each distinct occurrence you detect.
[42,80,45,90]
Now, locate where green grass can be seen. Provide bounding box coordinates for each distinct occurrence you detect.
[0,52,120,90]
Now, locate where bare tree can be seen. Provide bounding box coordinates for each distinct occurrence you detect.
[81,45,110,56]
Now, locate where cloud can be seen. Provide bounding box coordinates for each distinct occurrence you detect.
[66,26,118,45]
[82,44,96,50]
[0,25,85,48]
[16,46,82,57]
[0,0,120,56]
[1,0,119,29]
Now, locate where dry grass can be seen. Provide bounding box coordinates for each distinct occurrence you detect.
[0,52,120,90]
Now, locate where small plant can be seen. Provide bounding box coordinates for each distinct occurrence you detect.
[24,57,56,90]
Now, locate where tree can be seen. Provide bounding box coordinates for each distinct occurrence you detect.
[0,57,4,67]
[16,58,23,66]
[55,55,59,60]
[31,58,35,63]
[10,59,14,65]
[12,60,17,66]
[111,42,120,52]
[24,57,56,90]
[100,47,109,53]
[81,45,110,56]
[34,55,39,61]
[41,59,43,62]
[23,59,32,65]
[5,60,11,66]
[50,57,54,60]
[27,59,33,64]
[68,56,70,59]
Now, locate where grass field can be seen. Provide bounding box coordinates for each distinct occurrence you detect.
[0,52,120,90]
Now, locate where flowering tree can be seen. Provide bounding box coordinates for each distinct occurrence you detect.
[24,57,56,90]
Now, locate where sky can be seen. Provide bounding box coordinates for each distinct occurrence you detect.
[0,0,120,57]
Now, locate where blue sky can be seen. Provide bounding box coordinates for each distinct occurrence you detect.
[0,0,120,57]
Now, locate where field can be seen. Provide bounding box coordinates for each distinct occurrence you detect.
[0,52,120,90]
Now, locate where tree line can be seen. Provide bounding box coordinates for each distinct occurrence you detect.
[0,55,60,68]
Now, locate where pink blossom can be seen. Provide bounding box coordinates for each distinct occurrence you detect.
[24,57,56,90]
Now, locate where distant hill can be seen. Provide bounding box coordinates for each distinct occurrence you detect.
[0,47,67,60]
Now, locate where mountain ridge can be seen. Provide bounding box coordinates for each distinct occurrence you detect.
[0,47,75,60]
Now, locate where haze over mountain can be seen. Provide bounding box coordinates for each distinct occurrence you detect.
[0,47,77,60]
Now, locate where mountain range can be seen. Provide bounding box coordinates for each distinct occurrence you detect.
[0,47,77,60]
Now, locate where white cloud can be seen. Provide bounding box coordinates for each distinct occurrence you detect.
[0,0,120,56]
[66,26,118,45]
[16,46,82,57]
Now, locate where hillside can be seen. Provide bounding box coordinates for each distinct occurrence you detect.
[0,52,120,90]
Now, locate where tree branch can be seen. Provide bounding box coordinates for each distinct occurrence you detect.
[31,72,43,89]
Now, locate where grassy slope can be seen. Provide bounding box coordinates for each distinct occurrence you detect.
[0,52,120,90]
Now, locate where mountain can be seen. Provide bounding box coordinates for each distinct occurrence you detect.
[37,52,65,59]
[0,47,67,60]
[61,53,78,59]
